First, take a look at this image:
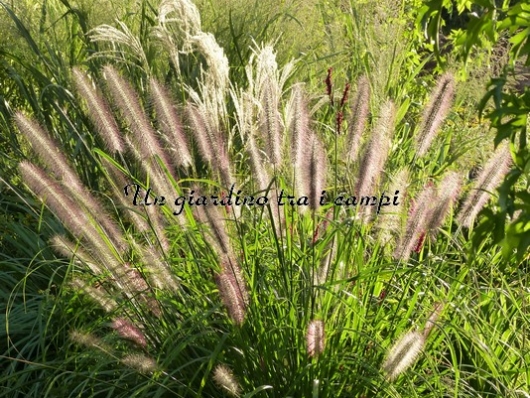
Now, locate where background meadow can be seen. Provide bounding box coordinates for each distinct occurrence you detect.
[1,0,529,397]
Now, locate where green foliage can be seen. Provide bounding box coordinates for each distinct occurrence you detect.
[419,0,530,263]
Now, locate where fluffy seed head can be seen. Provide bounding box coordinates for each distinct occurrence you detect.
[103,65,169,167]
[50,235,102,275]
[393,183,436,261]
[19,162,119,268]
[307,319,326,357]
[308,137,327,211]
[149,78,193,168]
[416,73,455,157]
[111,317,147,348]
[457,144,512,228]
[215,261,248,325]
[346,75,370,162]
[70,278,117,312]
[121,354,158,374]
[427,171,461,238]
[382,331,425,381]
[72,67,124,153]
[356,100,396,198]
[213,364,241,397]
[14,112,79,186]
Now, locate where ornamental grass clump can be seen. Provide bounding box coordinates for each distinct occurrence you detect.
[6,0,518,395]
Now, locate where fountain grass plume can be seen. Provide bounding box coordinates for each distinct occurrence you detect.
[203,203,231,255]
[254,45,290,166]
[140,244,180,293]
[111,317,147,348]
[416,73,455,157]
[215,253,249,326]
[121,353,158,374]
[213,364,241,397]
[356,100,396,198]
[103,65,171,170]
[186,102,214,163]
[393,183,436,261]
[149,78,193,168]
[456,143,512,228]
[288,84,314,204]
[19,161,122,270]
[215,267,247,325]
[382,330,425,381]
[308,136,327,211]
[246,131,270,192]
[377,168,409,246]
[50,235,102,275]
[346,75,370,162]
[427,171,461,238]
[260,81,282,165]
[14,112,81,188]
[186,101,234,188]
[70,278,118,313]
[307,319,326,357]
[288,84,310,171]
[72,67,124,153]
[100,157,173,252]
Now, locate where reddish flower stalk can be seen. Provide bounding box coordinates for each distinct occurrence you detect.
[336,111,344,135]
[413,232,426,253]
[340,82,350,108]
[325,67,333,105]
